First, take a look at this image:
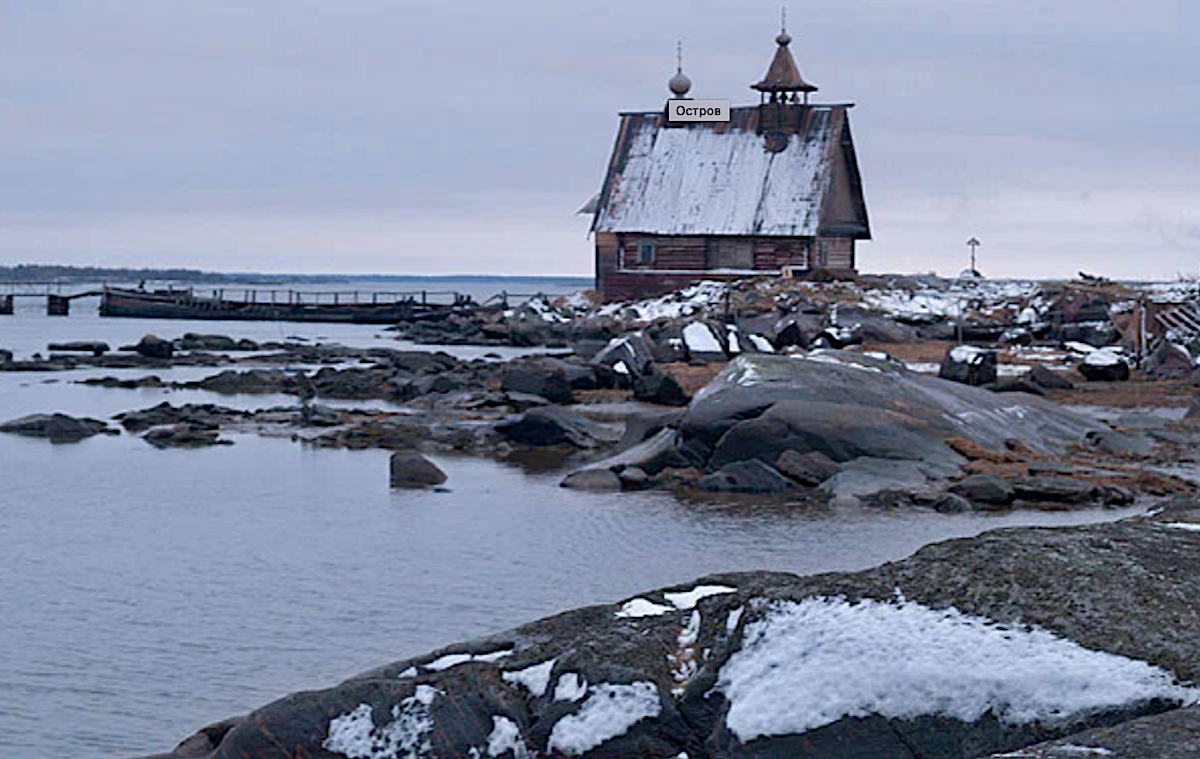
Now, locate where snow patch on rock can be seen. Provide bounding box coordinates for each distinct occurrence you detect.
[547,681,663,756]
[502,658,557,698]
[323,685,442,759]
[718,597,1195,742]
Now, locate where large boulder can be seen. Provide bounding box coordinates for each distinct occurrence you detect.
[0,413,113,443]
[938,345,998,386]
[0,348,11,364]
[388,451,447,488]
[132,514,1200,759]
[134,334,174,360]
[681,321,728,363]
[681,353,1103,486]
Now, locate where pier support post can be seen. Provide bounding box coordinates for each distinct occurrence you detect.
[47,295,70,316]
[0,295,12,315]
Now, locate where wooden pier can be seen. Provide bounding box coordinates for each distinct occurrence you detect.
[97,286,481,324]
[0,282,554,322]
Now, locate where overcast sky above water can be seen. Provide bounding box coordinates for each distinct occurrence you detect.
[2,1,1198,279]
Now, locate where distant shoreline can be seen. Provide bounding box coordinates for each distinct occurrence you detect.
[0,264,593,287]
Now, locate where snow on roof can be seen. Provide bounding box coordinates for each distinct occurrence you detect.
[593,107,842,237]
[717,597,1195,742]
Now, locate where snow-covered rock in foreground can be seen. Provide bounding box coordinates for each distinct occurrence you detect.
[134,506,1200,759]
[719,597,1191,742]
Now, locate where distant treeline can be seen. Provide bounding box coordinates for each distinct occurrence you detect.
[0,264,591,286]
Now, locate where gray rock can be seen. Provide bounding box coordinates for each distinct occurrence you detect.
[560,468,621,491]
[175,334,242,352]
[987,705,1200,758]
[952,474,1015,506]
[579,428,689,477]
[939,345,999,386]
[632,369,689,407]
[500,365,574,405]
[0,413,113,443]
[1189,398,1200,420]
[680,355,1103,472]
[144,424,231,449]
[0,348,11,364]
[592,332,655,376]
[1011,476,1097,504]
[928,492,973,514]
[1087,429,1156,458]
[47,341,109,356]
[1028,364,1075,390]
[134,334,174,360]
[1079,354,1132,382]
[617,466,650,489]
[388,451,447,488]
[495,407,617,448]
[819,457,942,503]
[775,449,839,486]
[619,409,686,448]
[695,460,795,494]
[1144,340,1196,380]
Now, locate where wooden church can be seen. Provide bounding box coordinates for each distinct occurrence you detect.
[586,26,870,301]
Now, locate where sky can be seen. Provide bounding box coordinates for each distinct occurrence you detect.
[2,0,1199,280]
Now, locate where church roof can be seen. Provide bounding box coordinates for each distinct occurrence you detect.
[592,105,867,239]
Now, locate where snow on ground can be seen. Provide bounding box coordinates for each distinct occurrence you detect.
[324,685,441,759]
[502,658,557,698]
[594,281,728,322]
[950,345,990,364]
[546,681,662,756]
[860,280,1041,320]
[718,597,1195,742]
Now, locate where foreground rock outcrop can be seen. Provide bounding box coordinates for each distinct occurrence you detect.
[133,504,1200,759]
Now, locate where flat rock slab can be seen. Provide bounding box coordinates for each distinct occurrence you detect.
[989,705,1200,758]
[134,504,1200,759]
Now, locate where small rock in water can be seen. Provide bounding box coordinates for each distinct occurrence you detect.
[134,334,174,360]
[0,413,114,444]
[389,451,447,488]
[47,341,110,356]
[143,424,231,449]
[561,468,622,491]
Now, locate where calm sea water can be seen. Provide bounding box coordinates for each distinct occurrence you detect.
[0,283,1145,758]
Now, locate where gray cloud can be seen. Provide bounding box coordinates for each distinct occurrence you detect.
[1,0,1198,278]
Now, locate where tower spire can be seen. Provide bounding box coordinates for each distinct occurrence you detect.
[668,39,692,97]
[751,14,818,104]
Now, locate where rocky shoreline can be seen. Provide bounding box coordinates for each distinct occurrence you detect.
[131,501,1200,759]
